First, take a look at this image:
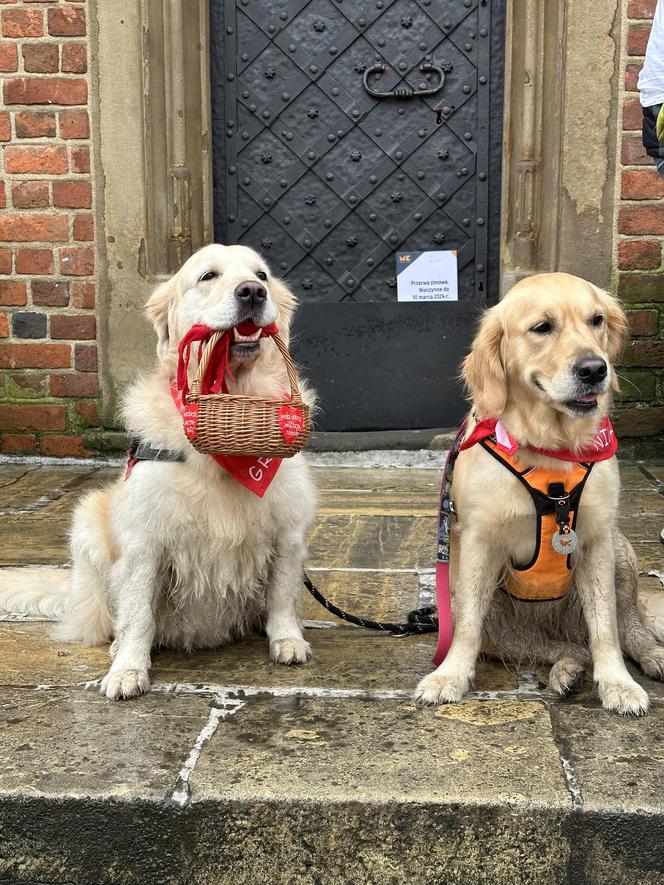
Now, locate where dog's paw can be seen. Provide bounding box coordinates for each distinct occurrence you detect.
[415,670,469,705]
[548,659,585,696]
[101,666,150,701]
[598,677,649,716]
[638,645,664,681]
[270,637,312,665]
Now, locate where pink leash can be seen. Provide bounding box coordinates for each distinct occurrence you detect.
[432,425,467,666]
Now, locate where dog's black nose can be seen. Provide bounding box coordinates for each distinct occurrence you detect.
[234,280,267,308]
[574,356,607,385]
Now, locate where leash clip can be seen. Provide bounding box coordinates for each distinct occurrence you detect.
[548,482,578,555]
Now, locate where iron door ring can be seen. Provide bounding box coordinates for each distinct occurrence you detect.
[362,61,446,99]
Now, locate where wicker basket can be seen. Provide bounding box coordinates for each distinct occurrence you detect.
[183,331,311,457]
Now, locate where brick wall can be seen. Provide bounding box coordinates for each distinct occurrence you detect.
[0,0,98,457]
[617,0,664,450]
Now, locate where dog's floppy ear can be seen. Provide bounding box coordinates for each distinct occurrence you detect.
[145,278,175,364]
[590,285,630,391]
[462,306,507,417]
[270,276,297,342]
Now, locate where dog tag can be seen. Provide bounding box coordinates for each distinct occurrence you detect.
[552,528,578,555]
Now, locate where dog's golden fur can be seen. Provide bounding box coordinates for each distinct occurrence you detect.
[0,245,317,700]
[416,273,664,714]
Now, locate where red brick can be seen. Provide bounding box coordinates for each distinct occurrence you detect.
[1,404,65,431]
[50,372,98,397]
[2,9,43,37]
[71,281,94,308]
[0,213,67,242]
[74,401,100,427]
[73,214,94,241]
[1,434,37,455]
[70,145,89,173]
[61,42,86,73]
[52,180,91,209]
[22,42,58,73]
[50,314,95,339]
[629,0,657,18]
[15,248,53,275]
[74,343,96,371]
[614,406,664,437]
[14,110,56,138]
[0,342,70,368]
[40,434,86,457]
[621,339,664,367]
[59,109,88,139]
[9,372,47,397]
[59,246,93,276]
[48,6,85,36]
[622,135,651,165]
[622,169,664,199]
[4,146,67,174]
[628,24,651,56]
[619,205,664,235]
[627,308,659,336]
[11,181,49,209]
[0,281,26,306]
[0,249,11,273]
[618,239,661,270]
[0,312,8,337]
[625,62,642,92]
[0,41,17,71]
[32,280,68,306]
[0,111,9,141]
[623,96,643,131]
[3,77,87,106]
[619,274,664,302]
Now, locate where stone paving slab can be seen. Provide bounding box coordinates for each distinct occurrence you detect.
[551,702,664,814]
[0,686,213,801]
[190,694,568,807]
[0,620,518,695]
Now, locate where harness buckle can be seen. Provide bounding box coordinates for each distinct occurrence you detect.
[548,481,578,555]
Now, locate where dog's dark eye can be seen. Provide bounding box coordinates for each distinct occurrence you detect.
[591,314,604,327]
[256,270,268,281]
[530,321,553,335]
[199,270,217,282]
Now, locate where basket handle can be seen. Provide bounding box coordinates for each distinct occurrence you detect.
[189,330,303,402]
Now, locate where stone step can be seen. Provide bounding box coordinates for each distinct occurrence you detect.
[0,459,663,884]
[1,623,664,884]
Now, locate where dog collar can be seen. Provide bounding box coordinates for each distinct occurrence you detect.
[124,438,185,480]
[460,416,618,463]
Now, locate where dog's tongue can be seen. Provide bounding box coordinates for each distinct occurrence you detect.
[235,321,260,336]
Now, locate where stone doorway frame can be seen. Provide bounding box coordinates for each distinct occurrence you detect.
[91,0,621,426]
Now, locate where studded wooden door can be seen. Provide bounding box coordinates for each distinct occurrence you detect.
[211,0,505,431]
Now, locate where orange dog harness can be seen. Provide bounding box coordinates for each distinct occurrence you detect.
[480,438,593,602]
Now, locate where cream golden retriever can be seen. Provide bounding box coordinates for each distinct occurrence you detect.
[416,272,664,715]
[2,244,317,699]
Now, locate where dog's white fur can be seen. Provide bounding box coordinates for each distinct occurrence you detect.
[416,273,664,715]
[2,245,317,700]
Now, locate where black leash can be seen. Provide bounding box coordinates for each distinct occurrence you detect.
[302,572,438,636]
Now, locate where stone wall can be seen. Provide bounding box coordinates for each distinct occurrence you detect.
[616,0,664,449]
[0,0,98,456]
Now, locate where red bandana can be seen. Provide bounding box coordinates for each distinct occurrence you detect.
[177,321,278,399]
[459,415,618,462]
[173,322,283,497]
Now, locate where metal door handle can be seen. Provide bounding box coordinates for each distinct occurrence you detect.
[362,61,446,99]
